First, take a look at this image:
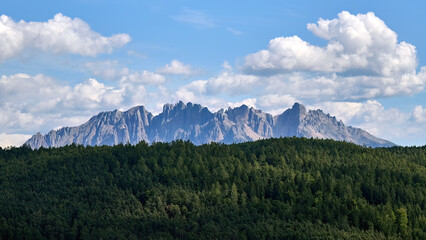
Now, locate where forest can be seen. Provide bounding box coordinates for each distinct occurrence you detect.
[0,137,425,239]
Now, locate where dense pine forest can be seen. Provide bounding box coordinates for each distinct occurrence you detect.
[0,138,425,239]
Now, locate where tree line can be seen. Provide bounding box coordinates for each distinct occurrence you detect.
[0,137,425,239]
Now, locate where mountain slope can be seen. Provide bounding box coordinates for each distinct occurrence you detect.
[275,103,394,147]
[25,102,395,148]
[27,106,152,149]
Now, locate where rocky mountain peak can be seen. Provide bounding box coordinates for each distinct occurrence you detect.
[226,104,250,122]
[126,105,148,114]
[290,102,307,118]
[273,102,307,137]
[25,101,396,149]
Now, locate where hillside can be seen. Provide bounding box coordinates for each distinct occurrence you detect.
[1,138,424,239]
[25,102,395,149]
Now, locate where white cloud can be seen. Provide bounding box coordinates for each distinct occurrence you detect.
[0,74,128,135]
[310,100,384,124]
[206,71,260,95]
[2,71,424,147]
[413,105,426,123]
[173,80,207,103]
[85,60,130,80]
[65,78,125,108]
[157,60,196,75]
[0,74,57,132]
[0,13,130,62]
[122,84,147,107]
[262,70,426,101]
[309,100,426,145]
[243,11,426,100]
[245,11,416,74]
[168,68,259,99]
[171,8,215,29]
[172,80,261,113]
[0,72,176,142]
[122,71,165,85]
[222,61,233,70]
[228,98,257,108]
[0,133,32,148]
[257,94,299,115]
[86,60,165,84]
[127,50,147,59]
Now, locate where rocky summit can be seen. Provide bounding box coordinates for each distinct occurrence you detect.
[25,102,396,149]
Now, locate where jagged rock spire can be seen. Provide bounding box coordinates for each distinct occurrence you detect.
[25,102,396,149]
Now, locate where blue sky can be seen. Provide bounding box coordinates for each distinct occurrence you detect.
[1,0,426,147]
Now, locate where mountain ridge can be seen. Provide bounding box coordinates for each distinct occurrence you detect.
[25,102,396,149]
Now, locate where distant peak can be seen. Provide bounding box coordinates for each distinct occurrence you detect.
[127,105,146,111]
[236,104,250,111]
[291,102,306,114]
[185,102,203,110]
[225,104,250,114]
[176,101,185,107]
[292,102,304,108]
[24,101,396,149]
[163,103,173,112]
[162,101,204,114]
[95,108,121,118]
[125,105,151,116]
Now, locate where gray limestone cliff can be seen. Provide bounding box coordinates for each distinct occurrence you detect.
[25,102,396,149]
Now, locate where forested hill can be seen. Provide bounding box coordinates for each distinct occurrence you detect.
[0,138,425,239]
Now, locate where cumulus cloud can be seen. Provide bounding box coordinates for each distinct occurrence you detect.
[222,61,233,70]
[157,60,196,75]
[228,98,257,108]
[0,71,176,141]
[65,78,125,108]
[3,72,424,147]
[121,84,148,107]
[126,50,147,59]
[311,100,386,125]
[0,13,130,62]
[0,133,32,148]
[0,74,129,136]
[121,71,165,84]
[243,11,426,100]
[205,71,260,95]
[85,60,130,80]
[166,63,263,110]
[0,74,66,132]
[174,80,207,102]
[310,100,426,145]
[86,60,165,84]
[172,80,261,113]
[245,11,416,74]
[257,94,299,115]
[171,68,260,97]
[413,105,426,123]
[262,69,426,101]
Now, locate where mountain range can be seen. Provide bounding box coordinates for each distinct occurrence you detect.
[25,102,396,149]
